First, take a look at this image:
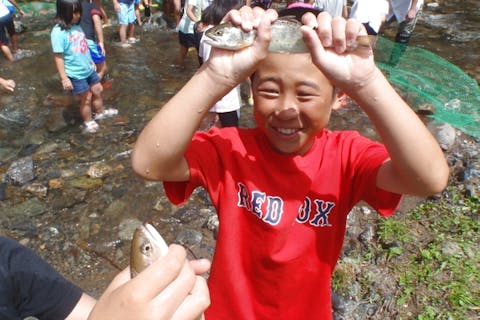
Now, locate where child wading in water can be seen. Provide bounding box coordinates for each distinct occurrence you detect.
[51,0,117,133]
[132,6,449,319]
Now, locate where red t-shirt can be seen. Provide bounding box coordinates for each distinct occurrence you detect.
[165,127,401,319]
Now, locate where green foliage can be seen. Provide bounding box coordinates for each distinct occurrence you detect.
[395,188,480,319]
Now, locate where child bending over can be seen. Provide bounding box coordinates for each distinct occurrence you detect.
[131,7,449,319]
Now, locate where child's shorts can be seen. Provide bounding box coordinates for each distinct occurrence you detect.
[178,31,196,49]
[70,71,101,95]
[87,39,106,64]
[117,2,136,25]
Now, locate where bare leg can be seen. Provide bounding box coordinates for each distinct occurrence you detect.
[175,44,188,66]
[78,91,93,122]
[10,34,19,52]
[119,24,128,43]
[1,44,14,62]
[127,23,135,39]
[90,83,104,114]
[135,4,142,26]
[173,0,181,27]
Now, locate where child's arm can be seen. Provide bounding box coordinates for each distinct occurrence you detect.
[7,0,25,17]
[113,0,120,12]
[53,53,73,91]
[131,8,278,182]
[301,13,449,196]
[92,13,105,55]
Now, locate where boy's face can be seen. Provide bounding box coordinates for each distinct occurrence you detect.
[252,53,339,155]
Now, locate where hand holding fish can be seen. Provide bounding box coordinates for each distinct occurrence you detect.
[87,244,211,320]
[300,11,378,93]
[202,6,278,88]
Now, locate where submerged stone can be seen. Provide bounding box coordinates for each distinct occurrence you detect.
[70,177,103,190]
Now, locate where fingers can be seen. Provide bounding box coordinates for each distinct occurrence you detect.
[222,5,277,32]
[190,258,211,275]
[127,244,188,301]
[301,12,368,54]
[170,275,210,320]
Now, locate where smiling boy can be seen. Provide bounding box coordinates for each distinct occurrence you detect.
[131,7,448,319]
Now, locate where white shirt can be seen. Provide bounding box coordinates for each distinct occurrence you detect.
[350,0,389,33]
[387,0,424,23]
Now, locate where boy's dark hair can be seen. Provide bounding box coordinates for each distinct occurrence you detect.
[55,0,82,29]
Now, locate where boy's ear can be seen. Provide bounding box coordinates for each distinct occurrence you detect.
[332,90,348,110]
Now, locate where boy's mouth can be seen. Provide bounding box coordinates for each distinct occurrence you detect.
[273,127,300,136]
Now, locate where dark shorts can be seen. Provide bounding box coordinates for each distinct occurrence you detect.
[178,31,196,49]
[87,40,106,64]
[70,71,100,95]
[0,15,13,44]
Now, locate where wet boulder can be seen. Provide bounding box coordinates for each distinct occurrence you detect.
[5,156,35,185]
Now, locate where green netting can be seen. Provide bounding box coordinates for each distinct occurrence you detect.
[374,36,480,139]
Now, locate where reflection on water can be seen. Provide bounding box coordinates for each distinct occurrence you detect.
[0,0,478,296]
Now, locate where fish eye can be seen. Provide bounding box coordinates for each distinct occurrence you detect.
[141,243,152,255]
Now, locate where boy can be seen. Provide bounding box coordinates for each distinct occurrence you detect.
[131,7,449,319]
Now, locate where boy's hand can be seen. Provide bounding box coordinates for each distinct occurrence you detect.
[204,6,277,87]
[300,12,377,91]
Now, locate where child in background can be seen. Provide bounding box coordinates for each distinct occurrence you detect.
[0,0,19,61]
[51,0,117,133]
[132,6,449,319]
[350,0,389,38]
[197,0,243,128]
[80,0,108,80]
[2,0,25,57]
[113,0,137,47]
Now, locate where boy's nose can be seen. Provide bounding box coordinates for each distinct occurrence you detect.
[275,97,299,120]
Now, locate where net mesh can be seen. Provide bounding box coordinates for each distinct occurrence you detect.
[374,36,480,139]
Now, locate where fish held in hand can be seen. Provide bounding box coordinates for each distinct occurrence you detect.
[204,17,307,53]
[204,17,373,53]
[130,223,169,278]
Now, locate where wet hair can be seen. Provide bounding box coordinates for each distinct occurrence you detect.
[55,0,82,29]
[201,0,243,26]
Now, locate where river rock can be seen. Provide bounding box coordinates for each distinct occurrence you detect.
[5,156,35,185]
[87,163,113,178]
[22,182,48,198]
[45,108,68,132]
[428,122,456,150]
[69,177,103,190]
[175,229,203,247]
[0,198,46,217]
[118,218,143,241]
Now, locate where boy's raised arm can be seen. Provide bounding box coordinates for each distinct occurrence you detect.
[301,12,449,196]
[131,7,277,182]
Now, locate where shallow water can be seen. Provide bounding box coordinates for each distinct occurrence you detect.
[0,0,478,297]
